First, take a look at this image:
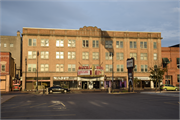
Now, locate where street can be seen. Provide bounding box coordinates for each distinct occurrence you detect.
[1,92,179,119]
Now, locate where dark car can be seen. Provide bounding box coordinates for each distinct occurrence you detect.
[48,86,70,94]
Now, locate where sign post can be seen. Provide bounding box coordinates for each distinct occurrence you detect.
[127,58,135,92]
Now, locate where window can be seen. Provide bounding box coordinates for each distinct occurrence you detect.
[153,42,157,49]
[116,41,123,48]
[141,65,148,72]
[130,41,136,48]
[56,52,64,59]
[68,40,76,47]
[10,44,13,47]
[83,64,89,67]
[140,42,147,48]
[177,58,180,69]
[154,53,157,60]
[41,39,49,46]
[105,41,113,48]
[177,74,180,82]
[117,65,124,72]
[41,64,49,71]
[134,65,137,72]
[28,51,36,59]
[105,52,112,60]
[82,52,89,60]
[141,53,147,60]
[56,64,64,72]
[82,40,89,47]
[4,43,7,47]
[68,64,76,72]
[154,65,157,69]
[93,52,99,60]
[41,51,49,59]
[1,65,5,72]
[116,53,123,60]
[27,64,36,72]
[130,53,137,60]
[106,65,112,72]
[93,40,99,48]
[93,64,99,68]
[68,52,76,59]
[56,40,64,47]
[28,39,36,46]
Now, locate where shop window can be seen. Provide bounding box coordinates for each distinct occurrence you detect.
[68,40,76,47]
[82,40,89,47]
[93,40,99,48]
[56,52,64,59]
[130,41,136,48]
[93,52,99,60]
[68,52,76,59]
[116,41,123,48]
[106,81,109,87]
[82,52,89,60]
[105,41,113,48]
[141,53,147,60]
[101,81,104,87]
[140,42,147,48]
[56,39,64,47]
[41,39,49,46]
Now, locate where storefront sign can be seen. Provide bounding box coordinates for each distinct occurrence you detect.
[77,70,90,75]
[95,69,104,75]
[53,77,77,80]
[127,59,134,68]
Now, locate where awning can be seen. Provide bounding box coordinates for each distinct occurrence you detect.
[162,58,170,64]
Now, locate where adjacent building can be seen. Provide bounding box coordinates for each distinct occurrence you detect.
[0,52,16,92]
[0,31,22,79]
[161,44,180,87]
[22,26,162,91]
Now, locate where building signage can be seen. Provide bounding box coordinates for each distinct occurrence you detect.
[127,59,134,68]
[77,70,90,75]
[95,69,104,75]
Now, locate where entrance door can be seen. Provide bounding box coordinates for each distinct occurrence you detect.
[82,81,87,89]
[93,81,99,89]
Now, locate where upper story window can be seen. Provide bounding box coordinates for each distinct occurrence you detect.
[56,64,64,72]
[93,40,99,48]
[130,53,137,60]
[41,64,49,71]
[154,53,157,60]
[105,41,113,48]
[82,40,89,48]
[1,65,5,72]
[82,52,89,60]
[141,65,148,72]
[116,41,123,48]
[28,64,36,72]
[28,51,36,59]
[68,40,76,47]
[105,52,112,60]
[130,41,136,48]
[134,65,137,72]
[177,58,180,69]
[10,44,13,47]
[93,52,99,60]
[28,39,36,46]
[83,64,89,67]
[41,51,49,59]
[56,40,64,47]
[116,53,124,60]
[68,64,76,72]
[4,43,7,47]
[117,65,124,72]
[141,53,147,60]
[153,42,157,49]
[56,52,64,59]
[106,64,112,72]
[41,39,49,46]
[140,42,147,48]
[68,52,76,59]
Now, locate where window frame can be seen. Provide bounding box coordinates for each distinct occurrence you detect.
[56,52,64,59]
[116,53,124,60]
[140,41,147,49]
[82,40,89,48]
[68,40,76,47]
[41,39,49,46]
[105,52,112,60]
[68,52,76,59]
[40,64,49,72]
[92,52,99,60]
[130,53,137,60]
[28,39,36,46]
[28,51,37,59]
[116,41,123,48]
[153,42,157,49]
[41,51,49,59]
[1,64,5,72]
[68,64,76,72]
[105,41,113,48]
[27,64,36,72]
[56,39,64,47]
[154,53,157,60]
[82,52,89,60]
[93,40,99,48]
[140,53,147,60]
[130,41,136,48]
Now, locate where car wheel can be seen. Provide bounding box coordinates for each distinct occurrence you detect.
[64,90,67,93]
[175,88,178,91]
[165,88,167,91]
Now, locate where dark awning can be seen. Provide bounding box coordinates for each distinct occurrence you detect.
[162,58,170,64]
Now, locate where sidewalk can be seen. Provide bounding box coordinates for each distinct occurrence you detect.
[1,95,16,104]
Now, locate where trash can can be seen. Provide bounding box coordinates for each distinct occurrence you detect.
[108,87,111,93]
[46,88,49,94]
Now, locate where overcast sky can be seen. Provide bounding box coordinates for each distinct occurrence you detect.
[0,0,179,47]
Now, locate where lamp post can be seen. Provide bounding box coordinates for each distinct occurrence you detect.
[25,57,27,91]
[110,52,114,92]
[36,51,39,92]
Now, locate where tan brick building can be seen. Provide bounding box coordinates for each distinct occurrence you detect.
[22,26,162,91]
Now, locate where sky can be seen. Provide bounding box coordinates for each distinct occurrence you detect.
[0,0,179,47]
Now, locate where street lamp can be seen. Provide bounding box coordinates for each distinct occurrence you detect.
[110,52,114,92]
[36,51,39,92]
[25,57,27,91]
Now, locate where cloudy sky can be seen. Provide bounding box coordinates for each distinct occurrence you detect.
[0,0,179,47]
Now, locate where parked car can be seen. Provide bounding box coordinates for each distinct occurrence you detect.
[48,86,70,94]
[160,84,179,91]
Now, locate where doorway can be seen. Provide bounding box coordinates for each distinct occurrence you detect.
[82,81,87,89]
[93,81,99,89]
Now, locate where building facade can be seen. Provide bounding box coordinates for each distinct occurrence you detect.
[0,31,22,79]
[161,45,180,87]
[0,52,16,92]
[22,26,162,91]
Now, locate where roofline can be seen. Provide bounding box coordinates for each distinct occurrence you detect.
[23,27,161,33]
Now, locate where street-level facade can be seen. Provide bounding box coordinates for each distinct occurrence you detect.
[22,26,162,91]
[161,45,180,87]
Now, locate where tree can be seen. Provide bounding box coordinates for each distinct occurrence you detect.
[133,77,141,88]
[149,65,167,92]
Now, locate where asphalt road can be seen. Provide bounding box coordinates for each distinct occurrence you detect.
[1,92,179,119]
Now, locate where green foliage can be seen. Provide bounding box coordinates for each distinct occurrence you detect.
[134,77,141,87]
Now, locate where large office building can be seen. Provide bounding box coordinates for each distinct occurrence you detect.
[22,26,162,91]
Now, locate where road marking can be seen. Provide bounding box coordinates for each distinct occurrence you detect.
[11,103,31,108]
[67,101,75,105]
[30,103,47,108]
[48,103,59,107]
[89,101,102,107]
[164,102,179,106]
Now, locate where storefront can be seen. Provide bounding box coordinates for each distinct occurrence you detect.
[135,77,155,88]
[105,77,127,89]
